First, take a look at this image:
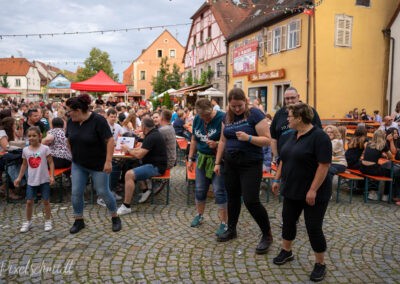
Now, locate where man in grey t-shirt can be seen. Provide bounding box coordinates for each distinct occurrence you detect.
[158,109,176,169]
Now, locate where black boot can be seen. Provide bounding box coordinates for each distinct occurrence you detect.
[112,216,122,232]
[69,219,85,234]
[255,231,273,254]
[217,227,237,242]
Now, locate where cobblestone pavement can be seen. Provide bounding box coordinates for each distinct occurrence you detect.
[1,165,400,283]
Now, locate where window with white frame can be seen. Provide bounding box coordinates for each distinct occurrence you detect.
[273,27,281,53]
[234,81,243,89]
[335,15,353,47]
[287,19,301,49]
[15,79,21,87]
[274,83,290,109]
[140,71,146,80]
[169,49,176,58]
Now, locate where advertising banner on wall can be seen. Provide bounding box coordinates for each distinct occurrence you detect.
[233,41,258,77]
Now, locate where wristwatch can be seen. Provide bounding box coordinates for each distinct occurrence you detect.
[189,157,196,162]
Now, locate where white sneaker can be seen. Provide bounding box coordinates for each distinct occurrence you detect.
[113,192,122,201]
[138,190,152,204]
[381,194,389,202]
[44,220,53,232]
[20,221,32,233]
[97,198,106,207]
[368,191,378,201]
[117,204,132,215]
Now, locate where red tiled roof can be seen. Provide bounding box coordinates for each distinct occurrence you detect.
[0,57,33,76]
[190,1,252,38]
[226,0,304,42]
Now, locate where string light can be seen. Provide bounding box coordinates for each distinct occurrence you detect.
[0,22,191,39]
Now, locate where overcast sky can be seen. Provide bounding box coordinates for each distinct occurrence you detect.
[0,0,206,81]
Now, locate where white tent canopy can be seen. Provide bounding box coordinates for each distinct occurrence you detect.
[198,87,226,109]
[156,88,176,98]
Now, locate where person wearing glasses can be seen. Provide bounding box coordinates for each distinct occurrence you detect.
[271,103,332,282]
[214,88,273,254]
[270,87,322,165]
[66,94,122,234]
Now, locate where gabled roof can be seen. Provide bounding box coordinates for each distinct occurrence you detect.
[227,0,303,42]
[134,29,184,62]
[190,1,253,39]
[0,57,34,76]
[48,73,71,89]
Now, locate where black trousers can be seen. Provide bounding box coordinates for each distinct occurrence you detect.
[282,198,329,253]
[224,151,271,235]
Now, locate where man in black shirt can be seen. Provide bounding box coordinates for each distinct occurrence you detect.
[270,87,322,163]
[117,118,168,215]
[23,109,46,135]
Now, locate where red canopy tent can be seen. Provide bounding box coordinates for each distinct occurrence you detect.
[0,86,21,95]
[71,70,126,92]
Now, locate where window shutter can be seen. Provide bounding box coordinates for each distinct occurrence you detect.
[335,15,352,47]
[281,25,287,51]
[266,30,272,54]
[295,19,301,47]
[344,18,352,46]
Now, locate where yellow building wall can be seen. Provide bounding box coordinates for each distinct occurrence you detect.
[227,0,398,118]
[314,0,398,118]
[134,30,185,99]
[228,14,311,115]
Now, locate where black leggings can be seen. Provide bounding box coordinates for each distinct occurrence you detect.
[224,152,271,235]
[282,198,329,253]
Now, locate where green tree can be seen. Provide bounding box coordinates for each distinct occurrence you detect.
[162,92,173,109]
[151,57,182,94]
[185,70,193,86]
[76,47,118,82]
[0,73,9,88]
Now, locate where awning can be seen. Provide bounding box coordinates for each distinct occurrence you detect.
[171,84,213,96]
[71,70,126,92]
[0,86,21,95]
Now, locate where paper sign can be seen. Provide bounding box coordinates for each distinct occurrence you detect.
[116,137,135,150]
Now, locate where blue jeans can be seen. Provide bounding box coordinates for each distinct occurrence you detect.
[71,162,117,217]
[26,183,50,200]
[195,164,227,206]
[132,164,161,181]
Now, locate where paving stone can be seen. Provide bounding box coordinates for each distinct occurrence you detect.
[1,166,400,283]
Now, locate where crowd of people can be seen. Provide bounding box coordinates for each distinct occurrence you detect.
[2,87,400,282]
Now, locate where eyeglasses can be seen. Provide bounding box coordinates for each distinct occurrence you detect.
[284,96,298,101]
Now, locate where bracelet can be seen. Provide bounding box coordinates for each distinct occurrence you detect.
[272,179,281,183]
[248,135,252,143]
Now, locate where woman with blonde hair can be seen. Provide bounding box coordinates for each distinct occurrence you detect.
[360,129,393,201]
[121,112,138,133]
[324,125,347,177]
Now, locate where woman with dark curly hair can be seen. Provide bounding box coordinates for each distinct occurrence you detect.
[66,94,121,234]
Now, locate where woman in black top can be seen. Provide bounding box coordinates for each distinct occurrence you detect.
[272,103,332,282]
[66,94,121,234]
[360,129,393,201]
[345,124,368,169]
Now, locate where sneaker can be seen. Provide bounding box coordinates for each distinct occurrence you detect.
[20,221,32,233]
[190,214,204,227]
[111,216,122,232]
[215,223,227,236]
[44,220,52,232]
[381,194,389,202]
[273,249,294,265]
[138,190,152,204]
[255,232,273,255]
[368,191,378,201]
[310,263,326,282]
[113,192,122,201]
[97,198,106,207]
[117,204,132,215]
